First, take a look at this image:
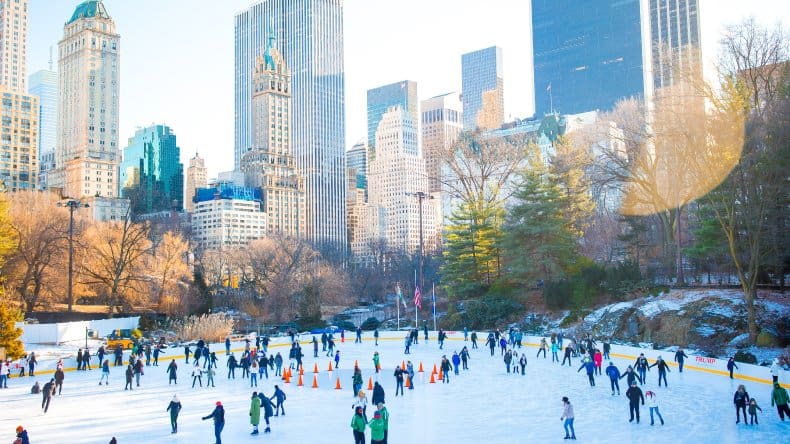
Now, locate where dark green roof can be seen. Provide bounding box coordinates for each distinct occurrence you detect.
[67,0,110,25]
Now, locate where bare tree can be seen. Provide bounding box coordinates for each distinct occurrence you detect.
[148,231,191,314]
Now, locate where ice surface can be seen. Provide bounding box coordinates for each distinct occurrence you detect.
[1,332,787,444]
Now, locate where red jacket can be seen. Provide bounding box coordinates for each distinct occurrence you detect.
[593,352,603,367]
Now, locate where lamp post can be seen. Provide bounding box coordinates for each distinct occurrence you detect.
[58,199,89,312]
[405,191,434,292]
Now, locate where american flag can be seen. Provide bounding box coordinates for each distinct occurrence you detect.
[546,82,552,92]
[414,286,422,309]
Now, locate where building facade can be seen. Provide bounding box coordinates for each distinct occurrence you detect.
[0,86,38,191]
[643,0,702,95]
[240,28,305,238]
[421,92,462,194]
[55,0,120,198]
[461,46,504,130]
[0,0,28,92]
[28,69,57,189]
[191,184,266,251]
[346,140,367,194]
[185,152,207,213]
[235,0,346,248]
[366,80,418,152]
[120,124,184,215]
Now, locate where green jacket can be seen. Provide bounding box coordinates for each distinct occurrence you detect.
[378,406,389,430]
[352,372,363,386]
[772,386,789,406]
[373,355,380,367]
[250,397,261,425]
[350,413,366,433]
[369,417,385,441]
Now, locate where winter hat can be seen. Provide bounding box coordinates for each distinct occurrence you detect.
[173,395,179,403]
[16,426,23,433]
[374,411,381,418]
[216,401,222,406]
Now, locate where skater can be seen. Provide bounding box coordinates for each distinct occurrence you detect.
[634,353,649,385]
[14,425,29,444]
[519,353,527,375]
[152,345,161,366]
[271,384,286,416]
[674,348,688,372]
[485,333,496,356]
[202,346,210,368]
[250,359,258,387]
[537,338,547,358]
[124,364,134,390]
[771,382,790,421]
[603,340,611,360]
[27,352,36,376]
[438,330,446,349]
[334,350,341,369]
[649,356,671,387]
[626,381,644,423]
[313,336,319,358]
[593,349,603,375]
[321,332,328,351]
[225,336,231,355]
[184,345,191,364]
[620,365,642,386]
[423,322,429,342]
[77,349,83,371]
[206,365,216,387]
[561,396,576,440]
[451,352,460,375]
[41,378,55,413]
[440,355,452,383]
[30,381,40,394]
[504,350,513,374]
[192,364,203,388]
[99,359,110,385]
[645,391,664,425]
[404,335,411,355]
[606,362,621,395]
[577,357,596,387]
[54,367,64,395]
[748,398,762,425]
[406,361,415,391]
[471,331,478,349]
[250,392,261,435]
[551,341,560,363]
[353,366,363,396]
[83,347,91,370]
[144,344,152,366]
[561,344,573,367]
[167,360,178,385]
[372,381,385,406]
[734,384,750,423]
[167,395,182,434]
[727,357,738,379]
[498,336,507,355]
[258,392,274,433]
[353,389,369,420]
[369,410,385,444]
[97,346,105,366]
[394,366,404,396]
[227,353,237,379]
[373,351,381,373]
[258,355,268,380]
[210,352,218,369]
[134,358,144,387]
[114,345,123,367]
[351,406,366,444]
[770,358,781,383]
[460,347,470,370]
[355,326,362,344]
[274,352,283,376]
[202,401,225,444]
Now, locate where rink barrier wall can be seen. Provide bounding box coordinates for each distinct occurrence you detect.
[15,316,140,345]
[13,330,788,389]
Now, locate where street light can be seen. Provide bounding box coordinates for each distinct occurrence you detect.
[405,191,434,292]
[58,199,89,312]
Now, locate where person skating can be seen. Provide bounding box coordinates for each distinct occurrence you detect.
[485,333,496,356]
[376,402,390,444]
[351,406,366,444]
[30,381,40,394]
[649,356,671,387]
[593,349,603,375]
[113,344,123,367]
[561,396,576,440]
[406,361,415,391]
[202,401,225,444]
[41,378,55,413]
[54,367,64,395]
[202,346,210,368]
[727,357,738,379]
[13,425,30,444]
[166,360,178,385]
[321,332,328,352]
[771,382,790,421]
[372,381,385,405]
[460,347,470,370]
[227,353,237,379]
[373,351,381,373]
[470,331,478,349]
[250,358,259,387]
[645,390,664,425]
[167,395,182,434]
[674,348,688,372]
[423,322,429,342]
[152,345,161,366]
[733,384,750,424]
[634,353,649,385]
[258,391,274,433]
[205,365,216,387]
[312,336,319,358]
[133,358,144,387]
[393,366,404,396]
[192,364,203,388]
[225,336,231,355]
[603,340,611,360]
[498,336,507,356]
[355,326,363,344]
[626,381,644,423]
[27,352,36,376]
[606,362,621,395]
[504,350,513,374]
[748,398,762,425]
[404,335,412,355]
[271,384,286,416]
[353,389,368,420]
[519,354,527,375]
[352,366,363,397]
[537,338,548,358]
[77,349,83,371]
[438,330,446,349]
[551,341,560,363]
[440,356,452,383]
[451,352,461,375]
[250,391,261,435]
[621,365,641,386]
[99,359,110,385]
[374,329,380,346]
[577,357,596,387]
[335,350,341,369]
[770,358,780,383]
[124,364,134,390]
[369,410,385,444]
[184,345,191,364]
[561,344,573,367]
[274,352,283,376]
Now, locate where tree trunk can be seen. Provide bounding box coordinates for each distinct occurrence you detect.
[744,287,757,342]
[675,206,685,286]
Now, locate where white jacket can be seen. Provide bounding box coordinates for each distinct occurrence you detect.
[646,394,659,408]
[770,362,780,376]
[562,403,574,419]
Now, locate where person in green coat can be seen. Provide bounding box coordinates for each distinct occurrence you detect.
[369,410,385,444]
[771,382,790,421]
[373,352,381,373]
[250,391,262,435]
[351,407,366,444]
[376,402,389,444]
[166,395,182,434]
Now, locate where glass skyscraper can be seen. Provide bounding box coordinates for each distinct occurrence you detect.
[120,124,184,215]
[28,69,57,189]
[461,46,504,130]
[235,0,346,248]
[532,0,644,117]
[366,80,418,151]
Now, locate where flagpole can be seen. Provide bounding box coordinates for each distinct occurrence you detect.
[414,269,418,327]
[432,282,437,332]
[397,287,400,331]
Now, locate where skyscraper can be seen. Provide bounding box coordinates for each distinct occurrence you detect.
[55,0,120,198]
[346,140,367,192]
[235,0,346,248]
[366,80,418,152]
[185,152,207,213]
[421,92,463,194]
[240,27,305,238]
[461,46,504,130]
[120,124,184,215]
[29,68,57,189]
[644,0,702,94]
[0,0,29,92]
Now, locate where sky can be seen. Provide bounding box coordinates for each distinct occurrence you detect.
[27,0,788,179]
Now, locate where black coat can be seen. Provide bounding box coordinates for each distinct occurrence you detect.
[372,383,385,405]
[733,390,750,407]
[202,406,225,424]
[626,386,644,404]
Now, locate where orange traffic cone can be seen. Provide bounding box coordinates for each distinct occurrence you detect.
[429,372,436,383]
[335,377,342,390]
[405,376,411,388]
[438,369,444,380]
[299,366,305,376]
[284,372,291,384]
[328,361,333,372]
[401,360,406,370]
[312,375,319,388]
[367,377,373,390]
[314,363,319,374]
[432,364,437,374]
[419,362,424,372]
[298,374,304,386]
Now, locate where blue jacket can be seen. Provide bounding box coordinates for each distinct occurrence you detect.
[452,354,460,366]
[606,364,621,380]
[578,360,595,375]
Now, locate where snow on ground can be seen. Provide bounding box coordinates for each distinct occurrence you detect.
[1,332,788,444]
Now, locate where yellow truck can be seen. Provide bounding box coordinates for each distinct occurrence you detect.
[106,329,135,350]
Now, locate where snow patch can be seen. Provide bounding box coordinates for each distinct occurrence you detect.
[695,325,717,337]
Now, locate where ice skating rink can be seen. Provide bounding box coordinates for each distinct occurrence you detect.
[1,332,787,443]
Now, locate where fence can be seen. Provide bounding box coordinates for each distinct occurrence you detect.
[15,316,140,345]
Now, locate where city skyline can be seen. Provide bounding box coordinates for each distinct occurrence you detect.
[26,0,787,180]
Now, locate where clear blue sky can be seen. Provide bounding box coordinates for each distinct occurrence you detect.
[28,0,787,178]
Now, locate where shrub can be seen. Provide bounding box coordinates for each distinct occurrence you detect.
[734,350,757,364]
[172,313,235,342]
[295,317,327,332]
[756,331,779,347]
[453,296,523,330]
[360,317,380,331]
